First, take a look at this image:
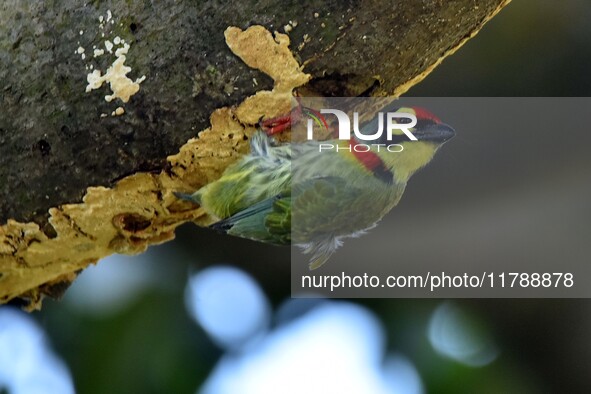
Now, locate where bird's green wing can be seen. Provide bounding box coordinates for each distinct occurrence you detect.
[210,191,291,245]
[211,175,370,269]
[291,176,372,269]
[291,176,366,240]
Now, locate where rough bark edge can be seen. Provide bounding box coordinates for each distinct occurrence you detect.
[388,0,512,97]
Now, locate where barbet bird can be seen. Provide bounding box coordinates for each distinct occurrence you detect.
[176,102,455,269]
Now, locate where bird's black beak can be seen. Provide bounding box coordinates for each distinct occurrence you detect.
[415,123,455,143]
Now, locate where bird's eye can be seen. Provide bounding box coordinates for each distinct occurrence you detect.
[397,117,413,124]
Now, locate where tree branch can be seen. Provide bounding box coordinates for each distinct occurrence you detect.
[0,0,511,309]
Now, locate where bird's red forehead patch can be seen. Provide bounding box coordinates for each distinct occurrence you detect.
[413,107,441,124]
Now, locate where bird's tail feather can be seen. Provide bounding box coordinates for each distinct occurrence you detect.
[173,191,200,205]
[300,236,342,270]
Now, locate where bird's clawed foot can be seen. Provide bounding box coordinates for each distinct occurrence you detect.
[259,98,304,136]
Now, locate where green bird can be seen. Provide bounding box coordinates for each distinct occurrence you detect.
[176,104,455,269]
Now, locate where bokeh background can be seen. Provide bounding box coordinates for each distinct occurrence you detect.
[2,1,591,393]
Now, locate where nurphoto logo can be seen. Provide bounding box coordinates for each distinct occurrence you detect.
[305,108,418,153]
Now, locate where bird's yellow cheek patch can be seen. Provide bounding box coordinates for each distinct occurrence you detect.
[386,142,438,182]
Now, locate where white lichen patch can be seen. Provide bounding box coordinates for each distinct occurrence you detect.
[85,51,146,103]
[297,33,312,51]
[105,40,114,53]
[76,46,86,60]
[80,10,147,115]
[283,20,298,34]
[111,107,125,116]
[115,42,130,57]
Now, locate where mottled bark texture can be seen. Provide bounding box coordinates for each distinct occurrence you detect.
[0,0,510,308]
